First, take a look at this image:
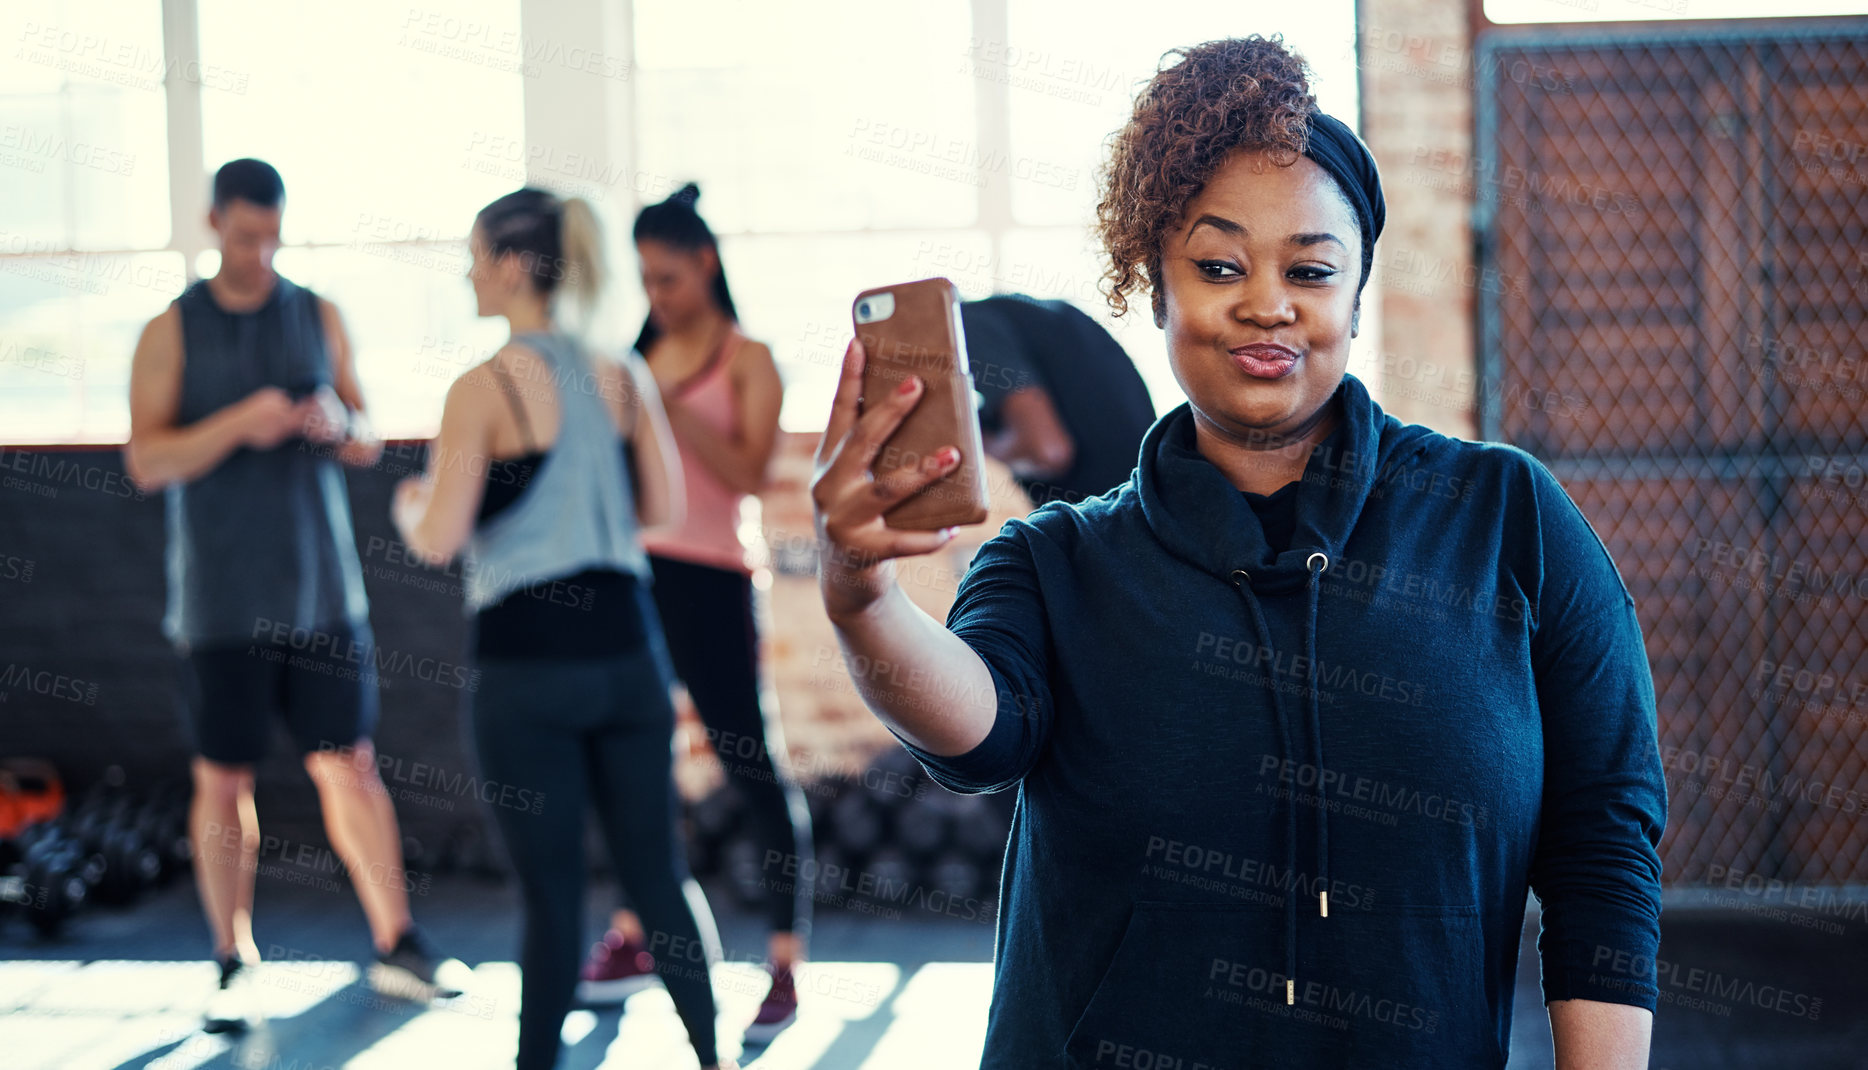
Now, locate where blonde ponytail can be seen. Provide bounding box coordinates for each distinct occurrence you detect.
[558,195,607,323]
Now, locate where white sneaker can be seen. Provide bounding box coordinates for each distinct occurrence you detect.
[203,955,252,1034]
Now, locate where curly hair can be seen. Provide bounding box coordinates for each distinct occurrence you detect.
[1094,36,1322,320]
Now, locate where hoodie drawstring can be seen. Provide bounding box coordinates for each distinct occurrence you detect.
[1304,552,1330,924]
[1231,550,1330,1006]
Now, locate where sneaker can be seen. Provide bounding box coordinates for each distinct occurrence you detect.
[577,929,659,1005]
[367,925,466,1002]
[202,954,252,1034]
[741,965,798,1044]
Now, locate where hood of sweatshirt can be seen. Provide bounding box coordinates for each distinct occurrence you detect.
[1134,371,1437,1004]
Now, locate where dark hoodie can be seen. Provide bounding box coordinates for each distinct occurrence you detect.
[895,373,1666,1069]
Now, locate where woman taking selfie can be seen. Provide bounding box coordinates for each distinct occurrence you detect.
[392,188,733,1070]
[811,37,1665,1070]
[578,183,811,1040]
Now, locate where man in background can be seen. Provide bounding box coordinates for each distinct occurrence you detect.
[959,293,1157,508]
[124,158,462,1034]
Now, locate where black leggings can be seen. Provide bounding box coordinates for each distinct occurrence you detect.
[472,645,719,1070]
[648,554,814,941]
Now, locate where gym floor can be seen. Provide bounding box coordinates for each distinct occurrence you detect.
[4,881,1863,1069]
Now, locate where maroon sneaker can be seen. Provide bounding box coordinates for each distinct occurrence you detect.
[742,965,798,1043]
[577,929,658,1004]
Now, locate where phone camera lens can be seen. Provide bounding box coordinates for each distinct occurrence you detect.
[858,302,871,317]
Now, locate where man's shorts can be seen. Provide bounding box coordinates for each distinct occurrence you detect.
[181,620,381,766]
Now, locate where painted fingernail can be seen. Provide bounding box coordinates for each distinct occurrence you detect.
[896,376,919,396]
[938,447,959,465]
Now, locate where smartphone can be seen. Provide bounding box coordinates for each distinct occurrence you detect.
[851,277,991,531]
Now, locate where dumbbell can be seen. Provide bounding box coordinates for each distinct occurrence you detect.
[134,789,193,884]
[17,835,87,936]
[721,836,768,910]
[0,828,23,929]
[97,813,162,903]
[928,851,984,903]
[440,820,503,879]
[60,795,155,905]
[862,847,913,907]
[893,797,953,860]
[689,786,746,852]
[812,843,851,902]
[677,804,719,880]
[952,793,1011,862]
[829,788,886,857]
[9,819,59,858]
[42,816,106,891]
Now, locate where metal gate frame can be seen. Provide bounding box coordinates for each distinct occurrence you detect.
[1473,22,1868,887]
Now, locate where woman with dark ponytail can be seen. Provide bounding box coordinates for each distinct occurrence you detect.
[392,187,734,1070]
[575,182,811,1041]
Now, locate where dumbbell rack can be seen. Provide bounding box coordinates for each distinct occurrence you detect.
[0,772,192,939]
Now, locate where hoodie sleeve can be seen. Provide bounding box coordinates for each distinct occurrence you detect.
[889,519,1056,795]
[1522,457,1668,1011]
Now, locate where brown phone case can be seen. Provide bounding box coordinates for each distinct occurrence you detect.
[852,277,991,530]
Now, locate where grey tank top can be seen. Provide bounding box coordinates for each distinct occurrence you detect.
[163,275,369,651]
[462,330,650,613]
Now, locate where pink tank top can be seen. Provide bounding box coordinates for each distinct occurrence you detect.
[641,328,757,574]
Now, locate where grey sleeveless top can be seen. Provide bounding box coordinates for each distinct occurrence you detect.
[462,330,650,612]
[163,275,369,651]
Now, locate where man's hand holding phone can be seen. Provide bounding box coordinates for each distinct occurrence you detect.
[811,337,964,621]
[237,386,309,450]
[299,385,353,445]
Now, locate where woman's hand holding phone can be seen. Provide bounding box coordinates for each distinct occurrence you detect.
[811,336,964,620]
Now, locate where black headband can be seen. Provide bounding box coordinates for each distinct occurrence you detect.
[1301,111,1385,265]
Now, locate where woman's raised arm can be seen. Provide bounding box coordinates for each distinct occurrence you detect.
[810,337,1000,758]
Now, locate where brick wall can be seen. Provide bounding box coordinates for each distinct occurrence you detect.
[1357,0,1483,440]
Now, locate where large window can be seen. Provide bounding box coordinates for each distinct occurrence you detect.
[631,0,1364,431]
[1484,0,1866,23]
[0,0,1364,441]
[194,0,525,439]
[0,0,522,444]
[0,0,176,443]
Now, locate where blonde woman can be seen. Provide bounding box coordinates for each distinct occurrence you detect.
[393,188,734,1070]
